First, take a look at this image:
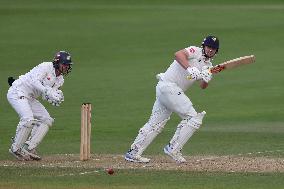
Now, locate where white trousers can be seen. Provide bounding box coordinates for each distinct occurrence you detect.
[130,81,199,155]
[156,81,197,119]
[7,88,52,123]
[7,87,53,151]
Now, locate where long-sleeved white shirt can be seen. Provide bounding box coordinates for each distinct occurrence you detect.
[11,62,64,99]
[159,46,212,91]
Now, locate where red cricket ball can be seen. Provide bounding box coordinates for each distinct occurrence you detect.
[106,168,114,175]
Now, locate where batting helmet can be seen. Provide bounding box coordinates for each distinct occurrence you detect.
[53,51,73,75]
[53,51,72,65]
[202,35,219,52]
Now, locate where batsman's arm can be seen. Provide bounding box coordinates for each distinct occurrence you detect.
[200,80,208,89]
[175,49,191,69]
[176,49,202,80]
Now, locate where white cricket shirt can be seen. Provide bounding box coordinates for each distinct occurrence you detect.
[11,62,64,98]
[159,46,212,91]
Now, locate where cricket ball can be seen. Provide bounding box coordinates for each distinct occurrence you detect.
[106,168,114,175]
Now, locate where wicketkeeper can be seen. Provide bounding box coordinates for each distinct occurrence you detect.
[125,36,222,163]
[7,51,73,161]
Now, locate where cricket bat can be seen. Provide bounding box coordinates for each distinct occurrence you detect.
[187,55,255,79]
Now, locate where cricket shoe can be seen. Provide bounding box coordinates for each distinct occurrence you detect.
[21,144,41,161]
[124,151,150,163]
[164,145,186,163]
[9,148,31,161]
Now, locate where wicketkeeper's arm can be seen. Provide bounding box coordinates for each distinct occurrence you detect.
[30,75,48,94]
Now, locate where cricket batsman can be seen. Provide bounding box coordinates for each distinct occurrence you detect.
[125,36,222,163]
[7,51,73,161]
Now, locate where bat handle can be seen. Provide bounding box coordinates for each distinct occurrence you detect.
[210,65,225,74]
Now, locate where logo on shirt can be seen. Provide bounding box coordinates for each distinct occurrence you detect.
[47,77,51,80]
[189,48,195,53]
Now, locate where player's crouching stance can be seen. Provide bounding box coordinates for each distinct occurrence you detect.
[7,51,73,161]
[125,36,220,163]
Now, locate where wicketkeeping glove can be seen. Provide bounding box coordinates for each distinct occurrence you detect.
[42,87,64,106]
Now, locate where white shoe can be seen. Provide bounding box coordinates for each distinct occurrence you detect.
[164,145,186,163]
[21,144,41,161]
[125,151,150,163]
[9,148,31,161]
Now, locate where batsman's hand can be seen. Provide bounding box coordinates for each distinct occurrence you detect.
[201,69,212,83]
[186,67,201,80]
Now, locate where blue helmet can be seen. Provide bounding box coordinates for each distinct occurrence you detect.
[202,35,219,52]
[53,51,72,65]
[53,51,73,75]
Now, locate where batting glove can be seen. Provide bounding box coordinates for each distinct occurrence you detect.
[186,67,201,80]
[201,69,213,83]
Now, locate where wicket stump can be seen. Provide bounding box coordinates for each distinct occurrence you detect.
[80,103,92,161]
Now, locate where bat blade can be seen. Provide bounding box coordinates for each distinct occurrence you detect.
[211,55,255,73]
[186,55,255,80]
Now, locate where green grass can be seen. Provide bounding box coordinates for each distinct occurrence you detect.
[0,167,284,189]
[0,0,283,188]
